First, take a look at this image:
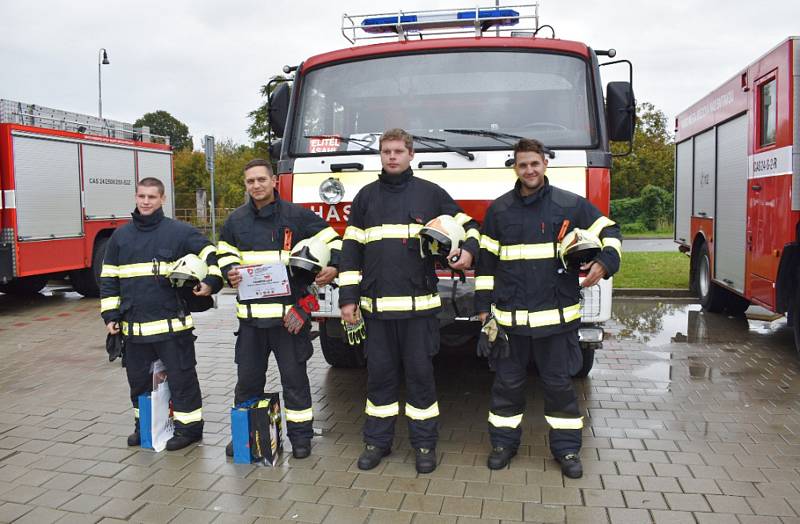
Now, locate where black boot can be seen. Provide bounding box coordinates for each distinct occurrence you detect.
[556,453,583,479]
[225,441,234,457]
[292,441,311,459]
[127,420,140,447]
[487,446,517,470]
[415,448,437,474]
[165,431,201,451]
[357,444,391,470]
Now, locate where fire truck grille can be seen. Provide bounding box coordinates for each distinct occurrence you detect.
[580,284,601,320]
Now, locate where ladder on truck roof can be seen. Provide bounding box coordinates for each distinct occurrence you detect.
[0,99,170,145]
[341,3,540,44]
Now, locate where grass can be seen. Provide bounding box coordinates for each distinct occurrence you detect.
[614,252,689,289]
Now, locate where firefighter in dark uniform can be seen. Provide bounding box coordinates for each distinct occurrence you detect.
[338,128,480,474]
[475,138,622,478]
[217,158,340,459]
[100,177,223,450]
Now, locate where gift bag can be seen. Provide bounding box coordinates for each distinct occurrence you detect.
[231,393,282,465]
[138,360,174,452]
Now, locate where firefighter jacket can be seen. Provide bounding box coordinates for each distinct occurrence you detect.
[99,208,224,342]
[216,192,341,328]
[475,177,622,338]
[338,168,480,319]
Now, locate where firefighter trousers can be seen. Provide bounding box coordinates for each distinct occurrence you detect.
[488,329,583,458]
[233,323,314,444]
[126,334,203,438]
[363,316,440,450]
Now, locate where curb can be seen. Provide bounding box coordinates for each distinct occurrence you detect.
[613,288,694,298]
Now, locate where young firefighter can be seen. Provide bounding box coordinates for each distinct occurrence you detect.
[474,138,622,478]
[338,128,480,474]
[217,159,340,459]
[100,177,223,450]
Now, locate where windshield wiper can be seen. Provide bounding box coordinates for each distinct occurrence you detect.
[443,128,522,147]
[411,134,475,161]
[303,134,379,153]
[443,128,555,159]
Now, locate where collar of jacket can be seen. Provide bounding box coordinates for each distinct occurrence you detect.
[131,207,165,231]
[378,167,413,188]
[248,190,281,219]
[514,176,551,206]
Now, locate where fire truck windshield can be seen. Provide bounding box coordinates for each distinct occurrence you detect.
[290,50,597,155]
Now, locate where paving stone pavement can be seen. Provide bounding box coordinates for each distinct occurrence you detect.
[1,291,799,523]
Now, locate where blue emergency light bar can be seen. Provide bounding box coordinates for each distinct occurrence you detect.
[361,8,520,34]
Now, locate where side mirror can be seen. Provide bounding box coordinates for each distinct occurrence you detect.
[606,81,635,142]
[268,139,282,161]
[268,83,291,138]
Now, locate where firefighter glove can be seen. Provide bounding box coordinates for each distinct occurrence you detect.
[341,308,367,346]
[106,332,125,362]
[284,294,319,335]
[477,314,509,359]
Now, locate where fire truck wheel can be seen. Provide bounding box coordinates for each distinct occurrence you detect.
[793,293,800,356]
[694,242,750,315]
[0,275,49,295]
[319,320,366,368]
[70,237,109,298]
[573,344,596,378]
[694,242,727,313]
[440,320,480,349]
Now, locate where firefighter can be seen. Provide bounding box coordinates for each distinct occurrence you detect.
[217,158,340,459]
[338,128,480,474]
[475,138,622,478]
[100,177,223,450]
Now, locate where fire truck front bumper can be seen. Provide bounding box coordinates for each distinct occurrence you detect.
[313,276,613,328]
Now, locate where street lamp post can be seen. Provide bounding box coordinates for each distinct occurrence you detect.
[98,48,110,119]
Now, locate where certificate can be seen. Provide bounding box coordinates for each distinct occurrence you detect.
[237,264,291,301]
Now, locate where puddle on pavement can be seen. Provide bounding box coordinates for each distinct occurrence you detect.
[605,299,795,386]
[610,299,789,348]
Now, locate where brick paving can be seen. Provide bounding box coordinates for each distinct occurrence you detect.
[0,292,799,523]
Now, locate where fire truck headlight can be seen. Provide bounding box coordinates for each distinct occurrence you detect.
[319,177,345,204]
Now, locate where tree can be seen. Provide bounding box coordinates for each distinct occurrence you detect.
[611,102,674,200]
[247,76,288,152]
[135,110,193,151]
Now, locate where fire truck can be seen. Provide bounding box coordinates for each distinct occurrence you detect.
[674,37,800,353]
[266,5,635,372]
[0,99,175,297]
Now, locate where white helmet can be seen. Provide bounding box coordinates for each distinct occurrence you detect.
[559,228,602,269]
[168,254,208,287]
[419,215,466,258]
[288,237,331,277]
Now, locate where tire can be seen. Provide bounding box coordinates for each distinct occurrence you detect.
[319,319,366,368]
[70,236,109,298]
[793,290,800,357]
[0,275,49,295]
[693,242,749,315]
[439,320,480,349]
[573,344,596,379]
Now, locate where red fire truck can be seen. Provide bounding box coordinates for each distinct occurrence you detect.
[266,5,635,371]
[674,37,800,351]
[0,99,175,296]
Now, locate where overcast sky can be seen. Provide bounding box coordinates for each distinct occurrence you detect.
[1,1,796,147]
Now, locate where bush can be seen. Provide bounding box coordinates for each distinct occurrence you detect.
[611,184,673,232]
[621,222,648,235]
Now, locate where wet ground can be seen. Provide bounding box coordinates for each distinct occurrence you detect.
[0,291,799,523]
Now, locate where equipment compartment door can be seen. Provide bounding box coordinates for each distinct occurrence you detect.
[83,145,136,219]
[12,134,82,240]
[714,115,748,294]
